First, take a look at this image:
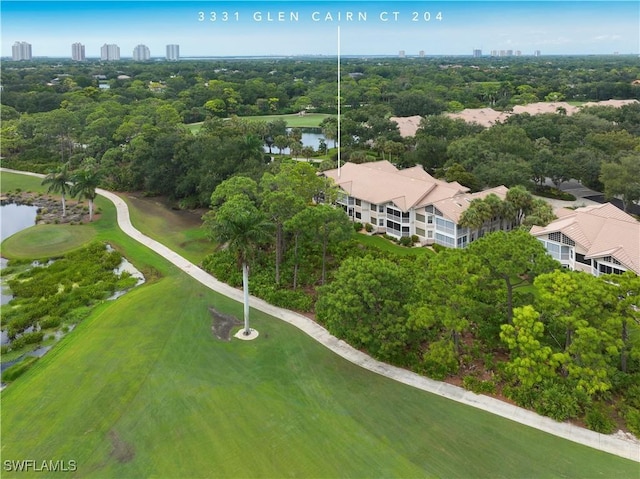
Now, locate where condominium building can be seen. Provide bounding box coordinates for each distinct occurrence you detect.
[101,43,120,61]
[12,41,32,61]
[133,44,151,61]
[473,49,482,58]
[166,44,180,61]
[530,203,639,276]
[71,42,86,61]
[321,161,512,247]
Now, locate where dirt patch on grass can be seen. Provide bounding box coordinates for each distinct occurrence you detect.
[209,307,242,341]
[108,430,135,463]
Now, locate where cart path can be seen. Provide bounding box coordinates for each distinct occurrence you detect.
[3,167,638,463]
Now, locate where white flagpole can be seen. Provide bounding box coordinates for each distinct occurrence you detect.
[337,26,341,179]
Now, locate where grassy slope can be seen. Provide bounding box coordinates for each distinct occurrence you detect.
[0,172,637,478]
[121,195,211,265]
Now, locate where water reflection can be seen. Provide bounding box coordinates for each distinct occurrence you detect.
[0,203,39,242]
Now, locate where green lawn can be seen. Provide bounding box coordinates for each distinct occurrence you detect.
[187,113,333,134]
[2,224,96,260]
[0,172,637,478]
[356,232,435,257]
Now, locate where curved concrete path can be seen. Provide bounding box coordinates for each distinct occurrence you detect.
[3,168,639,463]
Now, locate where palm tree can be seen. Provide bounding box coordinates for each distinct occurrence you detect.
[70,166,101,222]
[41,162,72,217]
[207,195,273,336]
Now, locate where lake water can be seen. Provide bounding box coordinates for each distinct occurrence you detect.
[265,128,327,155]
[1,204,39,305]
[1,203,39,242]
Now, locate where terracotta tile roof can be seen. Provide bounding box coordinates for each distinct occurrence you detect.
[430,186,510,224]
[530,203,640,274]
[389,115,423,138]
[322,161,468,212]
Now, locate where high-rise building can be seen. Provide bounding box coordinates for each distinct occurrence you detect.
[72,42,86,61]
[399,50,405,58]
[12,41,32,61]
[534,50,541,57]
[166,44,180,61]
[473,49,482,58]
[101,43,120,61]
[132,44,151,61]
[418,50,425,58]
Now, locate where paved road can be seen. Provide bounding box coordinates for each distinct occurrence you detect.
[3,168,639,463]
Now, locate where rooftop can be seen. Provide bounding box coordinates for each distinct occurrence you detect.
[530,203,640,274]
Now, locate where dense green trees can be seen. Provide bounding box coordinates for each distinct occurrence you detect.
[3,57,639,206]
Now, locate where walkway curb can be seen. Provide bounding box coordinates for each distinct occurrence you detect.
[2,168,639,463]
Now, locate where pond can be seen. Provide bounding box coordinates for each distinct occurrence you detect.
[0,203,39,243]
[1,204,39,306]
[264,128,328,155]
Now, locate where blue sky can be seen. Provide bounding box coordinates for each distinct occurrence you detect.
[2,1,638,57]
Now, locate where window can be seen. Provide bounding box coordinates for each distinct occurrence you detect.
[416,213,425,223]
[371,204,377,212]
[549,232,561,242]
[355,212,361,219]
[457,235,468,248]
[561,234,575,246]
[602,256,622,265]
[426,205,434,214]
[433,207,443,216]
[402,212,410,221]
[546,242,560,260]
[435,233,455,247]
[379,218,384,226]
[387,220,401,234]
[427,230,433,238]
[379,205,385,213]
[576,253,591,265]
[416,227,426,237]
[355,199,361,206]
[435,217,455,235]
[427,216,433,224]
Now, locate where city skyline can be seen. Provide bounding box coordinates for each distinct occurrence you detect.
[2,1,638,58]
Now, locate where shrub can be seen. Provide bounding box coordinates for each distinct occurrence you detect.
[585,404,616,434]
[411,234,419,244]
[432,243,446,253]
[1,356,38,382]
[624,407,640,437]
[533,382,586,421]
[25,331,44,344]
[353,222,363,232]
[421,340,459,380]
[463,375,497,395]
[40,316,62,329]
[399,236,413,247]
[364,223,373,233]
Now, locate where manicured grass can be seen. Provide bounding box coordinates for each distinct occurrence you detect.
[1,224,96,260]
[242,112,333,128]
[187,113,333,134]
[356,233,435,257]
[2,274,637,478]
[1,171,637,478]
